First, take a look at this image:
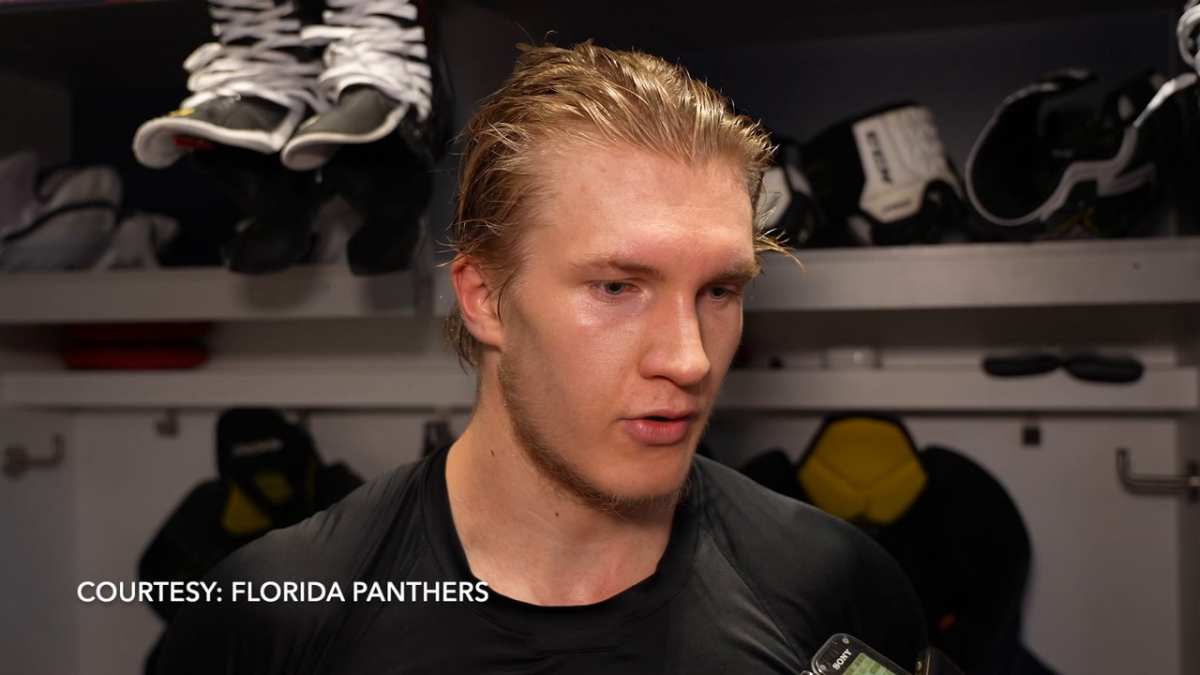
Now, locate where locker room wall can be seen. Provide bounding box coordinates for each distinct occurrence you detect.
[0,409,76,675]
[1176,337,1200,674]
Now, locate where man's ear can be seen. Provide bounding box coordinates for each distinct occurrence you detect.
[450,255,505,350]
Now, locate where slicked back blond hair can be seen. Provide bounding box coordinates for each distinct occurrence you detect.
[443,40,789,370]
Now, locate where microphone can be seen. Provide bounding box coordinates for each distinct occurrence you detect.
[800,634,964,675]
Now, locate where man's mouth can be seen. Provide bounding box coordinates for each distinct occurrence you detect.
[623,413,695,446]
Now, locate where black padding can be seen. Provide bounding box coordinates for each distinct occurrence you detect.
[802,102,963,246]
[188,147,327,275]
[982,353,1062,378]
[1062,353,1144,383]
[765,136,829,248]
[138,480,239,622]
[142,408,364,624]
[738,447,802,500]
[874,446,1038,674]
[216,407,320,526]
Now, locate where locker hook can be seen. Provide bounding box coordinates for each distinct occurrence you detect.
[3,434,66,480]
[293,409,312,431]
[1116,448,1199,502]
[154,409,179,437]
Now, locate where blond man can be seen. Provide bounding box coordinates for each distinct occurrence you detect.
[156,42,927,674]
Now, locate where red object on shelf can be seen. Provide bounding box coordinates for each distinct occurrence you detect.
[59,321,212,370]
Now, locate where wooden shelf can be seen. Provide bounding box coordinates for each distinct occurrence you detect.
[4,237,1199,324]
[0,369,476,409]
[3,366,1193,413]
[434,236,1200,316]
[0,264,423,324]
[744,237,1200,312]
[719,367,1199,413]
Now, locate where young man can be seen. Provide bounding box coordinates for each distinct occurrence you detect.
[155,42,927,674]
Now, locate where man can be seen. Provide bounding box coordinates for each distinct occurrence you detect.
[155,41,927,674]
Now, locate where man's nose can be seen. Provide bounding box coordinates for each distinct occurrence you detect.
[640,296,711,387]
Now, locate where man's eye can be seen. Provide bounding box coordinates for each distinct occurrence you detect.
[600,281,630,296]
[707,286,740,301]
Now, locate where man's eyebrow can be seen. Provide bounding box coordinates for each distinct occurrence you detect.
[569,256,761,284]
[713,259,762,284]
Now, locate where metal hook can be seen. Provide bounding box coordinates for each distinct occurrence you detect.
[422,408,455,458]
[1116,448,1200,502]
[4,434,66,480]
[155,409,179,438]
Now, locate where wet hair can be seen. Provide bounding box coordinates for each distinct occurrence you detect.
[443,40,789,370]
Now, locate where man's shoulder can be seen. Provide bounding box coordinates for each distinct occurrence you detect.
[693,454,872,565]
[211,456,429,584]
[692,455,927,666]
[152,458,432,675]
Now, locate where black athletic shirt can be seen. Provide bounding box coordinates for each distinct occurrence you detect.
[155,447,927,674]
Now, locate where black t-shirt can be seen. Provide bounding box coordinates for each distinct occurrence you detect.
[155,448,927,674]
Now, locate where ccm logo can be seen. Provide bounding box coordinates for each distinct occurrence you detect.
[865,131,892,183]
[832,649,853,670]
[232,438,283,458]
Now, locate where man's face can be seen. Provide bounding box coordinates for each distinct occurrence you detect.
[495,141,757,513]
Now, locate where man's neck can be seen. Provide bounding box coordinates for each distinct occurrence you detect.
[444,411,679,607]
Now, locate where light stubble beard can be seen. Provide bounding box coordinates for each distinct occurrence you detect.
[496,350,695,520]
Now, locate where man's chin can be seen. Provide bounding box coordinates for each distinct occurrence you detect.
[511,416,695,515]
[585,456,694,514]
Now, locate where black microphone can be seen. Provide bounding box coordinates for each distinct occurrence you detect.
[800,634,964,675]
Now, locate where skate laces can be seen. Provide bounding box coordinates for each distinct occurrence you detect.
[301,0,433,118]
[183,0,328,114]
[1179,0,1200,70]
